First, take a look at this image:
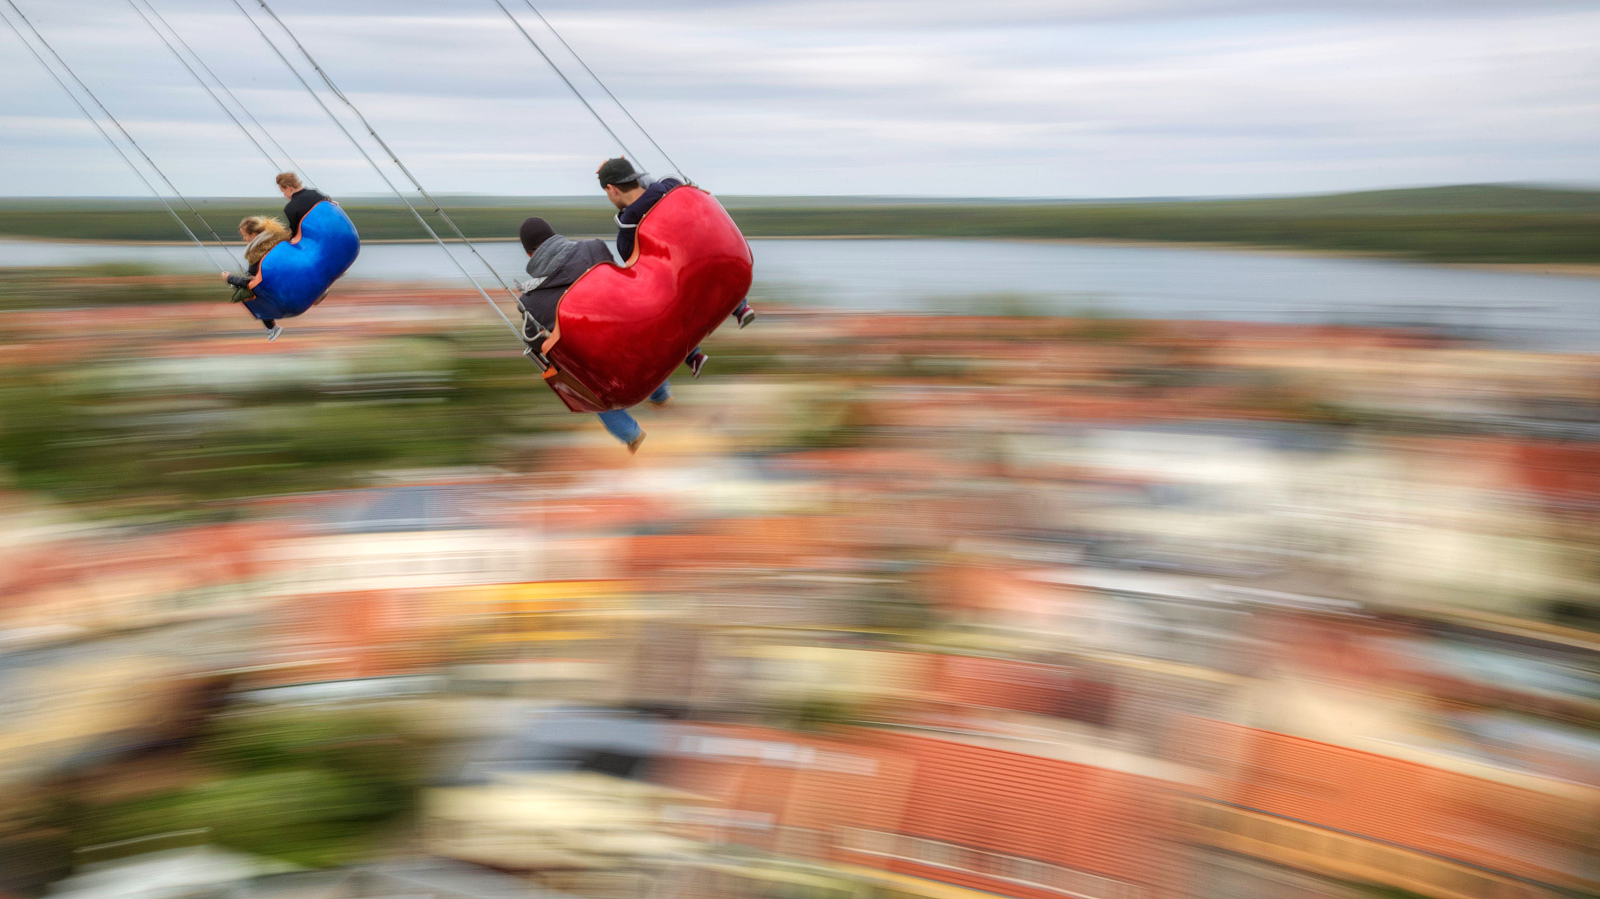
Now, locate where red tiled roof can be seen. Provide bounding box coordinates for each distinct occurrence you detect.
[933,655,1066,717]
[881,732,1174,889]
[1203,721,1594,889]
[655,723,1182,898]
[1512,441,1600,500]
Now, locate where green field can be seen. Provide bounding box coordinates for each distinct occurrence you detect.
[1,183,1597,263]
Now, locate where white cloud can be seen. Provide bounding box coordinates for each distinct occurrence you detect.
[0,0,1596,197]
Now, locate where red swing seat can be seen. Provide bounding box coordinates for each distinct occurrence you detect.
[536,185,754,413]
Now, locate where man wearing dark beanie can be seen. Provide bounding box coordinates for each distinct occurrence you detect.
[519,216,556,255]
[514,216,610,337]
[513,215,666,454]
[516,203,735,454]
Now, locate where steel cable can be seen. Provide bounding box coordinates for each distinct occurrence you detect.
[516,0,687,181]
[2,0,238,270]
[129,0,313,186]
[490,0,640,165]
[229,0,524,338]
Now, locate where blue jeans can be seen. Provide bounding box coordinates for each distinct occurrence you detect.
[597,382,671,444]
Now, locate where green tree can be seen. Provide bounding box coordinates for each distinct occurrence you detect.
[78,707,430,868]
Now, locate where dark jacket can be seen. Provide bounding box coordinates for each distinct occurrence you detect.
[283,188,331,238]
[517,235,614,334]
[614,178,682,262]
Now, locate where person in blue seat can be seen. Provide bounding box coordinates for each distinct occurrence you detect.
[220,171,336,340]
[597,157,755,380]
[515,216,667,455]
[221,214,289,340]
[275,171,329,244]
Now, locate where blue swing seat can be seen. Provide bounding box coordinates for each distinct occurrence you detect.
[245,201,360,321]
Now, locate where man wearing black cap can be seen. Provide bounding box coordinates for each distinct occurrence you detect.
[598,157,756,337]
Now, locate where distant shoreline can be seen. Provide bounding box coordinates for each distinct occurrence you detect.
[5,232,1598,279]
[5,185,1598,267]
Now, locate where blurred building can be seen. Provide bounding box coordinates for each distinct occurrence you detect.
[2,287,1598,899]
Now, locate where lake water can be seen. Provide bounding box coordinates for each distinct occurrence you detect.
[3,236,1597,351]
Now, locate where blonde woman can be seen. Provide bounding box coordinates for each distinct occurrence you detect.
[222,215,290,339]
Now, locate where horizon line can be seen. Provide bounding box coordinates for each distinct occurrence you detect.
[1,180,1597,204]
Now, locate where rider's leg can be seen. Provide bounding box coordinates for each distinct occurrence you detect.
[598,408,640,444]
[684,347,709,378]
[597,408,644,453]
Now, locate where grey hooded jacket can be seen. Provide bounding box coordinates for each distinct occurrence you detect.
[517,235,614,334]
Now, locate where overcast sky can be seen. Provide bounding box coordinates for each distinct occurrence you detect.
[1,0,1596,198]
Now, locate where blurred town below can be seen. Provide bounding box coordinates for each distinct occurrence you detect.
[2,229,1600,899]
